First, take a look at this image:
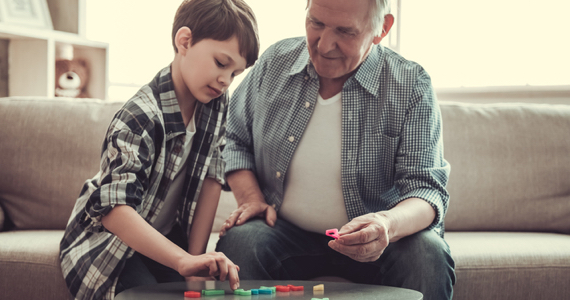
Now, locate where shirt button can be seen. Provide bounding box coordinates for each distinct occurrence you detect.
[288,136,295,142]
[304,75,309,80]
[305,102,310,108]
[173,145,182,153]
[276,171,281,178]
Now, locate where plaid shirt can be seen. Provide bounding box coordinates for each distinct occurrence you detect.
[59,66,227,300]
[224,37,450,236]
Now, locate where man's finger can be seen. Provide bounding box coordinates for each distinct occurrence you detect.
[265,205,277,227]
[338,225,380,246]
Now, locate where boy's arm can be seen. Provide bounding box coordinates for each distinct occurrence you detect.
[101,205,239,289]
[188,177,222,255]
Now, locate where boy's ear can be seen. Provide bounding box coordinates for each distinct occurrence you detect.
[175,26,192,55]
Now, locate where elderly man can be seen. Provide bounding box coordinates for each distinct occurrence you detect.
[216,0,455,299]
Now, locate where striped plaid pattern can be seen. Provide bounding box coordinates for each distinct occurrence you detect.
[59,66,227,300]
[224,37,450,236]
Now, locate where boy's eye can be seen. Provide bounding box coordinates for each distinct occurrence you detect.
[215,60,226,68]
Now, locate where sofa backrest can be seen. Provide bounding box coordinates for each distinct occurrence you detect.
[441,101,570,233]
[0,97,124,230]
[2,97,569,234]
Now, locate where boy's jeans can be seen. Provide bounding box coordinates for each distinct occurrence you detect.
[216,218,456,300]
[115,224,186,295]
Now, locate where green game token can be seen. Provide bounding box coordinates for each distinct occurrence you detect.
[259,286,276,293]
[202,289,225,296]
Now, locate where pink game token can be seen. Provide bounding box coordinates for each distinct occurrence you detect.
[326,228,340,239]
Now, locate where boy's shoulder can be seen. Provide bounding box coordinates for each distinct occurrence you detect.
[109,81,164,137]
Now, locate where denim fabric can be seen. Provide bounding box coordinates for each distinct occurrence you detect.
[115,225,187,295]
[216,219,455,300]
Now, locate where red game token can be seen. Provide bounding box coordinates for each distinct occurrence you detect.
[275,285,290,292]
[288,284,304,291]
[184,291,201,298]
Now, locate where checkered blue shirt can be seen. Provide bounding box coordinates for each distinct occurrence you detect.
[224,37,450,236]
[59,66,227,300]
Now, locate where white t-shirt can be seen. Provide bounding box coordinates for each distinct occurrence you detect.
[153,112,196,235]
[279,92,348,234]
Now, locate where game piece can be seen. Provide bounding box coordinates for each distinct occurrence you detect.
[234,289,252,296]
[287,284,304,291]
[326,228,340,239]
[250,289,259,295]
[202,289,225,296]
[258,288,273,294]
[259,286,276,293]
[311,298,329,300]
[184,291,201,298]
[275,285,290,292]
[234,289,244,294]
[313,284,324,291]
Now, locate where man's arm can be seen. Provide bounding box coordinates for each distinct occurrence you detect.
[219,169,276,236]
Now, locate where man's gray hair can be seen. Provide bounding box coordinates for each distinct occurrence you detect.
[306,0,392,36]
[369,0,391,36]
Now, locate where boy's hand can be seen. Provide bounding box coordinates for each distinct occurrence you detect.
[219,201,277,236]
[177,252,240,290]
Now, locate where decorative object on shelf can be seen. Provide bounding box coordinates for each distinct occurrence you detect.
[55,54,89,98]
[0,0,53,29]
[55,42,90,98]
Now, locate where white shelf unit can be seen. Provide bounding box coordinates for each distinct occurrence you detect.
[0,0,109,100]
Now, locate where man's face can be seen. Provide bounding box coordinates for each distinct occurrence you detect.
[305,0,379,82]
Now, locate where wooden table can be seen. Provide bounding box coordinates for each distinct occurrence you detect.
[115,280,423,300]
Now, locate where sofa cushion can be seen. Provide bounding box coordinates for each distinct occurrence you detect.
[0,230,70,300]
[0,97,124,230]
[446,231,570,300]
[441,102,570,233]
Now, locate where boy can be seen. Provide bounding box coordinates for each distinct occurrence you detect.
[59,1,259,299]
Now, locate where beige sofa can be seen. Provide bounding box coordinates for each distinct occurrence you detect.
[1,96,569,300]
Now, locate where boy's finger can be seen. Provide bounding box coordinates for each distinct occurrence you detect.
[207,258,219,277]
[217,257,229,282]
[228,264,240,290]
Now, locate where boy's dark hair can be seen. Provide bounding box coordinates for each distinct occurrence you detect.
[172,0,259,68]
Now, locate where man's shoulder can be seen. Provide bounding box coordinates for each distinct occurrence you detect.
[262,36,307,63]
[378,46,429,77]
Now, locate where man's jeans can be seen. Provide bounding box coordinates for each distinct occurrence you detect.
[216,218,456,300]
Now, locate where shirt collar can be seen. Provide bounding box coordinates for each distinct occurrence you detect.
[155,66,186,139]
[288,42,386,96]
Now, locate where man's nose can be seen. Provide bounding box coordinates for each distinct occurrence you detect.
[317,27,337,54]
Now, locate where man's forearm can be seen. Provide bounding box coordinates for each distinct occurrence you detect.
[226,169,265,206]
[378,198,436,242]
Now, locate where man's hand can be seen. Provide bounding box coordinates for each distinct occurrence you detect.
[221,169,277,236]
[177,252,240,290]
[328,212,391,262]
[219,201,276,236]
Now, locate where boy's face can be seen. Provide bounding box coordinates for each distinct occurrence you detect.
[179,35,246,103]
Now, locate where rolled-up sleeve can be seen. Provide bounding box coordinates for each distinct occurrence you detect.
[394,69,450,231]
[81,124,155,233]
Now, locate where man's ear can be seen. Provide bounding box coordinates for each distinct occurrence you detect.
[175,26,192,55]
[373,14,395,45]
